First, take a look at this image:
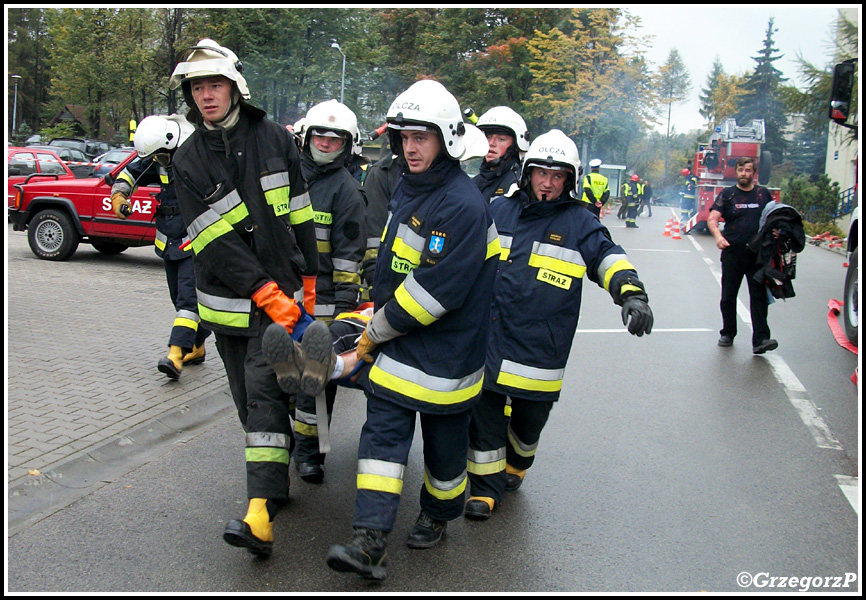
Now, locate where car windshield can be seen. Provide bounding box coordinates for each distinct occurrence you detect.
[101,151,132,163]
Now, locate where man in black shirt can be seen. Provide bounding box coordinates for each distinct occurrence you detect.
[707,157,777,354]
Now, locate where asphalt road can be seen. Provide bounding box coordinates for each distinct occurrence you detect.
[6,212,860,593]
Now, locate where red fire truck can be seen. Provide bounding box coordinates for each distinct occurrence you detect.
[683,118,780,234]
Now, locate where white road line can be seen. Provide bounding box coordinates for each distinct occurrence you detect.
[834,475,859,516]
[694,231,853,512]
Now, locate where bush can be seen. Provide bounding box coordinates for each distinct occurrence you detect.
[803,221,844,238]
[782,174,841,224]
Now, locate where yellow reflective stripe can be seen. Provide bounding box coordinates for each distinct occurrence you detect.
[424,469,467,501]
[117,170,135,187]
[392,237,421,265]
[155,230,167,251]
[314,211,333,225]
[467,448,506,476]
[364,247,378,262]
[394,275,445,326]
[196,291,251,329]
[508,425,538,458]
[496,360,564,393]
[198,304,250,328]
[190,218,233,254]
[357,458,404,495]
[173,317,199,331]
[294,421,318,437]
[245,447,290,464]
[221,202,249,226]
[357,473,403,495]
[333,271,361,284]
[317,240,332,253]
[159,173,169,185]
[369,355,483,406]
[620,284,643,296]
[290,203,314,225]
[486,236,502,260]
[264,187,289,217]
[529,254,586,278]
[602,258,636,291]
[497,371,562,393]
[528,242,586,278]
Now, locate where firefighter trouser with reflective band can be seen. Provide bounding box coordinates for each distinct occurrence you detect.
[293,317,366,464]
[353,394,471,532]
[165,255,210,350]
[626,196,640,225]
[467,389,554,503]
[214,318,294,501]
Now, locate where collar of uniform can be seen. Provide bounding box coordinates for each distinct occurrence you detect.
[401,155,461,194]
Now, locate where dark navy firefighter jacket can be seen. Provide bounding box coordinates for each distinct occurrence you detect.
[486,187,645,402]
[356,156,501,415]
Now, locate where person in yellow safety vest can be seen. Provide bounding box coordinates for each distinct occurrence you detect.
[111,114,211,380]
[580,158,610,218]
[680,167,699,222]
[623,174,641,228]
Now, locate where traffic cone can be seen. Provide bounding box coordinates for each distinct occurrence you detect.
[663,218,672,237]
[671,220,682,240]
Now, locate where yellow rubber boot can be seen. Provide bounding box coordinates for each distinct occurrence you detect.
[223,498,274,557]
[157,345,184,380]
[505,464,527,491]
[182,344,206,365]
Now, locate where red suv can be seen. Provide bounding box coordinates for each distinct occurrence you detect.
[9,151,160,261]
[7,146,76,206]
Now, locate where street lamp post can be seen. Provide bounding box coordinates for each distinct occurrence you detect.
[330,42,346,104]
[11,74,22,137]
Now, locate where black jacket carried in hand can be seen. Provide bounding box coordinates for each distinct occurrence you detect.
[747,203,805,300]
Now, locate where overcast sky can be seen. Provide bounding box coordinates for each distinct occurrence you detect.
[626,5,853,133]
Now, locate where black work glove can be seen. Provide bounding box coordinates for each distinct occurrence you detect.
[621,296,653,337]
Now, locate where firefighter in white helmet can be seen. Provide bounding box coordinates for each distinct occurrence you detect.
[326,79,500,581]
[464,129,654,521]
[473,106,530,202]
[110,114,210,380]
[263,99,366,485]
[169,39,321,559]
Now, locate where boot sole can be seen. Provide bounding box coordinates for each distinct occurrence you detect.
[157,358,181,380]
[262,323,303,394]
[300,320,335,397]
[223,519,273,557]
[326,546,387,580]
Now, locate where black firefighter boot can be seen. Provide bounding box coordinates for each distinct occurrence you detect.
[326,528,388,581]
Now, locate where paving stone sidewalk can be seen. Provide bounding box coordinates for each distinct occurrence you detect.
[6,224,230,488]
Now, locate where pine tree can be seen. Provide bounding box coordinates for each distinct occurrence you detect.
[736,18,788,162]
[699,57,725,127]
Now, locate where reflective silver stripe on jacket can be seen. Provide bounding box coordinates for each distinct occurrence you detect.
[374,353,484,394]
[196,289,252,314]
[499,360,565,382]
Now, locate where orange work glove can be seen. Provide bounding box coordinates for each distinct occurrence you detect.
[356,329,377,363]
[252,281,301,333]
[302,275,317,315]
[111,192,132,219]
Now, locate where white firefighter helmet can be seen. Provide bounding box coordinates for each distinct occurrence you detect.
[476,106,530,152]
[133,114,195,159]
[303,99,359,151]
[520,129,582,196]
[169,38,249,99]
[387,79,465,160]
[293,117,307,138]
[459,122,491,162]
